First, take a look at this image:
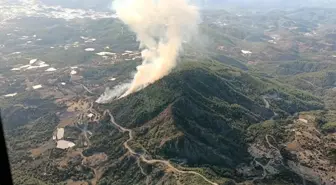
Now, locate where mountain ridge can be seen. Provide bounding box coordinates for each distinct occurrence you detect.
[100,61,323,179]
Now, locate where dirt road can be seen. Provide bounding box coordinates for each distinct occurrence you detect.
[105,110,218,185]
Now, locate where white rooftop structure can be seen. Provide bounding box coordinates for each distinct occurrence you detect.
[45,67,57,72]
[11,60,50,71]
[298,118,308,124]
[241,50,252,54]
[4,93,17,97]
[70,70,77,75]
[268,40,277,44]
[56,128,64,140]
[96,52,116,56]
[85,48,95,51]
[87,113,94,118]
[56,140,75,149]
[29,59,38,64]
[32,85,42,89]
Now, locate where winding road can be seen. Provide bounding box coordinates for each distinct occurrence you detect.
[104,110,218,185]
[252,134,282,182]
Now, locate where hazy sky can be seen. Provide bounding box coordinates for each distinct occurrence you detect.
[195,0,336,9]
[16,0,336,10]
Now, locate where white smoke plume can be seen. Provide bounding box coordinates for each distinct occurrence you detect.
[113,0,200,98]
[95,83,131,104]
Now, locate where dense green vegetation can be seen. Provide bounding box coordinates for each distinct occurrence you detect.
[322,122,336,132]
[212,55,248,70]
[13,170,50,185]
[276,61,336,75]
[96,61,323,183]
[313,110,336,132]
[108,61,322,127]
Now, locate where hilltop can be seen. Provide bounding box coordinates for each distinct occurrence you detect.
[93,61,324,184]
[108,61,323,127]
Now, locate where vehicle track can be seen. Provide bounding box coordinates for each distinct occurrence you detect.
[104,110,218,185]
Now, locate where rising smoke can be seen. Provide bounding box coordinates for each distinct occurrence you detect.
[96,82,132,104]
[115,0,200,97]
[96,0,200,104]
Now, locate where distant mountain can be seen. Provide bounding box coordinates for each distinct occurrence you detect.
[196,0,336,9]
[39,0,112,10]
[37,0,336,11]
